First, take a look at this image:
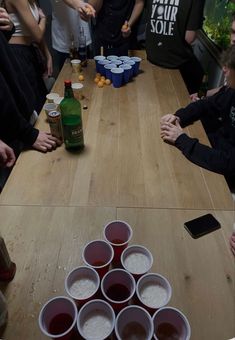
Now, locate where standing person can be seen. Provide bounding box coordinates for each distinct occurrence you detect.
[145,0,205,95]
[88,0,144,56]
[50,0,92,77]
[0,9,61,190]
[4,0,52,113]
[0,26,61,153]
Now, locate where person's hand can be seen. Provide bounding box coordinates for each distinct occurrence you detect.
[0,140,16,168]
[229,232,235,256]
[32,131,62,152]
[76,1,96,21]
[0,7,14,31]
[160,120,184,144]
[121,21,131,38]
[190,93,200,102]
[160,114,180,126]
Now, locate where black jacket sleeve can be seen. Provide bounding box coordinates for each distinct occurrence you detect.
[175,86,228,127]
[175,133,235,175]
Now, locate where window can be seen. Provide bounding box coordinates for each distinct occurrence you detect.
[203,0,235,50]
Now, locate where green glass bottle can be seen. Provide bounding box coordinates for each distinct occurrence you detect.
[60,80,84,150]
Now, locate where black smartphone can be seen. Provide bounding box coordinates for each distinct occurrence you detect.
[184,213,221,239]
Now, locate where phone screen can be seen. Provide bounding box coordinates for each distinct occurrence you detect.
[184,214,221,239]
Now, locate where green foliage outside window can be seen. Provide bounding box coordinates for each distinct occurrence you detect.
[203,0,235,50]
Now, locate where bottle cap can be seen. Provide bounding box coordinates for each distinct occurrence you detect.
[64,80,72,87]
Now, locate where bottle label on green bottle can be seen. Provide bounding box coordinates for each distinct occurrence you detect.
[63,124,84,147]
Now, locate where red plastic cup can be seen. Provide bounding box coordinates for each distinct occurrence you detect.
[77,299,115,339]
[136,273,172,314]
[103,220,133,265]
[101,268,136,312]
[38,296,78,340]
[65,266,100,307]
[152,307,191,340]
[121,244,153,280]
[115,305,154,340]
[82,239,114,278]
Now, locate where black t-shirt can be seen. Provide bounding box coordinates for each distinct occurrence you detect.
[95,0,134,46]
[145,0,205,68]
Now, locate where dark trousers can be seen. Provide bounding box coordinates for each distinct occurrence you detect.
[52,49,69,78]
[179,55,204,95]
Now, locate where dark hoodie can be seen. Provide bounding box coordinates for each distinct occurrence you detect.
[174,86,235,175]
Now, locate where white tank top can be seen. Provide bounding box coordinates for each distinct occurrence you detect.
[10,3,40,37]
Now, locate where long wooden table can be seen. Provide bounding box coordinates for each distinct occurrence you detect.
[0,60,234,340]
[0,61,233,210]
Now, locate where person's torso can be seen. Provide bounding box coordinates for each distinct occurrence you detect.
[9,3,39,37]
[95,0,134,45]
[207,87,235,149]
[145,0,199,68]
[50,0,91,53]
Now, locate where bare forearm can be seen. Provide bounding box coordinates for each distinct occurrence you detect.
[128,0,144,28]
[63,0,84,10]
[39,38,50,58]
[88,0,103,13]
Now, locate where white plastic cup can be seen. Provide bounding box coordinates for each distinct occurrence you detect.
[65,266,100,306]
[77,299,115,340]
[121,244,153,280]
[152,307,191,340]
[72,82,84,100]
[46,93,60,103]
[38,296,78,339]
[136,273,172,314]
[43,103,57,118]
[103,220,133,265]
[82,239,114,278]
[53,96,64,106]
[101,268,136,312]
[71,59,81,73]
[115,305,154,340]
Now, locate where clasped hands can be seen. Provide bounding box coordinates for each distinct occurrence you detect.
[160,114,183,145]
